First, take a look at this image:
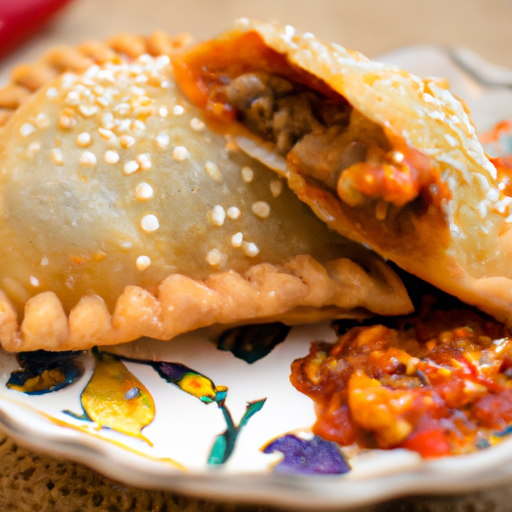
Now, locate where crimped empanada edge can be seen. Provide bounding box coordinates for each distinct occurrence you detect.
[0,254,412,351]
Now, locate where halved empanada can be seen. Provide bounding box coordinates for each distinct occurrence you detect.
[0,36,412,352]
[172,19,512,325]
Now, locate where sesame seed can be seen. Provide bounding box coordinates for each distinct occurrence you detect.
[114,102,131,115]
[172,146,189,161]
[101,112,115,129]
[227,206,241,219]
[231,232,243,247]
[135,182,154,201]
[65,91,80,105]
[129,65,143,76]
[135,97,152,107]
[59,115,76,129]
[210,205,226,226]
[79,151,97,166]
[123,160,140,175]
[41,256,49,266]
[190,118,206,132]
[242,241,260,257]
[173,105,185,115]
[30,276,40,287]
[115,116,130,131]
[78,104,98,118]
[252,201,271,219]
[131,86,146,96]
[119,135,136,148]
[35,113,50,129]
[159,107,168,118]
[136,255,151,271]
[20,123,35,138]
[96,96,109,107]
[61,73,76,89]
[120,241,133,250]
[206,249,223,266]
[84,65,100,79]
[98,69,115,84]
[205,161,221,182]
[51,148,64,165]
[156,132,170,148]
[270,180,283,197]
[104,150,120,164]
[28,142,41,153]
[76,132,92,147]
[136,153,152,170]
[46,87,59,99]
[98,127,115,141]
[131,120,146,133]
[140,214,159,232]
[499,182,506,191]
[241,166,254,183]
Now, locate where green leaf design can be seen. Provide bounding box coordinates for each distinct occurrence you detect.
[208,398,266,465]
[207,432,229,465]
[239,399,266,428]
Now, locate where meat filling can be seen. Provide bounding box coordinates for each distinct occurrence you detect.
[214,71,436,209]
[224,72,390,190]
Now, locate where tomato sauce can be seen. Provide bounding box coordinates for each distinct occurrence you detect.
[290,298,512,457]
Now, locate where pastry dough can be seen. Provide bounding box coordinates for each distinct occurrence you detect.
[0,35,412,352]
[172,19,512,325]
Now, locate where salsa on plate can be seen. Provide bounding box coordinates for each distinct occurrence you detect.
[291,296,512,457]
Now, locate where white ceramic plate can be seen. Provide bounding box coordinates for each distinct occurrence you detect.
[1,47,512,511]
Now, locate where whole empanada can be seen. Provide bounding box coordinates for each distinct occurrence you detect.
[0,34,412,352]
[172,19,512,325]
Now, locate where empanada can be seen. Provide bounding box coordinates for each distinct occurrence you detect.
[172,19,512,325]
[0,34,412,352]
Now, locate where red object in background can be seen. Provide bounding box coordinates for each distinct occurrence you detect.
[0,0,74,60]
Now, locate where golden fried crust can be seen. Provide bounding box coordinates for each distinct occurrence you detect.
[173,19,512,326]
[0,253,410,352]
[0,35,412,352]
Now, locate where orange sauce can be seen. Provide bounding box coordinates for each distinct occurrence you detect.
[291,301,512,457]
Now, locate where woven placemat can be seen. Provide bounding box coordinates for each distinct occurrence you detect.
[3,433,512,512]
[0,434,263,512]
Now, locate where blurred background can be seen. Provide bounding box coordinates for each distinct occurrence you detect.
[2,0,512,72]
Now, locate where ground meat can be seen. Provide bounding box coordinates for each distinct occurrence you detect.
[224,71,351,155]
